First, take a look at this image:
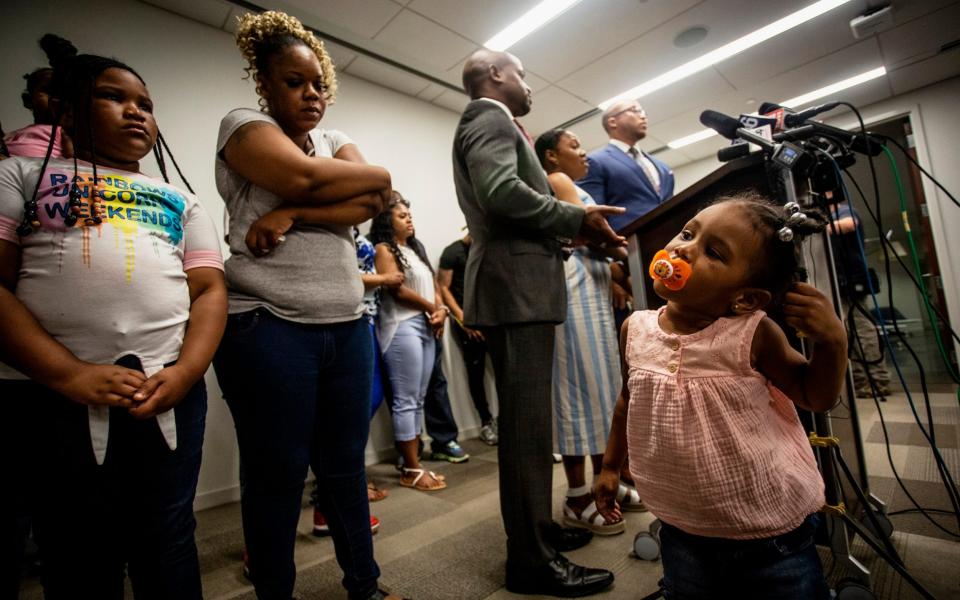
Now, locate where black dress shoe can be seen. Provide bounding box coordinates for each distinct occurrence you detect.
[505,555,614,597]
[547,521,594,552]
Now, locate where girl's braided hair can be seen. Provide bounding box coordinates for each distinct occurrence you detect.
[234,11,338,110]
[714,191,826,301]
[17,35,192,236]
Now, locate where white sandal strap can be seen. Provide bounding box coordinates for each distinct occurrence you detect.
[566,484,591,497]
[617,483,640,504]
[580,502,607,527]
[402,467,425,487]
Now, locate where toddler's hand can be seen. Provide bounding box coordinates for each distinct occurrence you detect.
[56,364,146,408]
[593,469,623,523]
[782,282,845,346]
[246,209,294,257]
[128,365,197,419]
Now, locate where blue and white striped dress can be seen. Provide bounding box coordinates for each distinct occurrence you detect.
[553,186,622,456]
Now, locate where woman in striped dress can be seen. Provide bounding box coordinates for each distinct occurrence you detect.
[535,129,633,535]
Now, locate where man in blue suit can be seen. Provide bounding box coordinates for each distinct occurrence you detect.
[578,100,674,232]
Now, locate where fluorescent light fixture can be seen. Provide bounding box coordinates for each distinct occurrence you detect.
[666,66,887,149]
[667,129,719,149]
[780,66,886,107]
[484,0,582,51]
[599,0,851,110]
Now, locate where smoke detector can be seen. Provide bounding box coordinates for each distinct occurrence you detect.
[850,5,894,39]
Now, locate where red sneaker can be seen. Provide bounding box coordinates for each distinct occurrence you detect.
[241,547,252,581]
[313,509,380,536]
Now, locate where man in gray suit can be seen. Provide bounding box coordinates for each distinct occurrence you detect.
[452,49,623,597]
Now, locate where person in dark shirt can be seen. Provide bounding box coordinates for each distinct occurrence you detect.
[438,232,498,445]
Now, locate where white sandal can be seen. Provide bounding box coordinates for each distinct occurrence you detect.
[617,483,648,512]
[399,467,447,491]
[562,499,625,535]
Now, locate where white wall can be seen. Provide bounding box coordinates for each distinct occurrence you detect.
[1,0,489,510]
[670,77,960,363]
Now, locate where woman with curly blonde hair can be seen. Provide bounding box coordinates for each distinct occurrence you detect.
[211,11,402,600]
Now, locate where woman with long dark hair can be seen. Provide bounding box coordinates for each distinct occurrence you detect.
[369,194,448,492]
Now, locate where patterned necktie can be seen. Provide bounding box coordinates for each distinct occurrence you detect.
[514,118,534,148]
[628,146,661,194]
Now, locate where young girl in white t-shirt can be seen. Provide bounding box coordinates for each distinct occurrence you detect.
[0,35,226,599]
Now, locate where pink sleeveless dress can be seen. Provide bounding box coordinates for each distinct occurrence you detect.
[624,308,825,539]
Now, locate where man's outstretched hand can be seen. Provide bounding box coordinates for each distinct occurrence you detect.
[576,205,627,248]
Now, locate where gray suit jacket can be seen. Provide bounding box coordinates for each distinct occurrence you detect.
[452,99,585,327]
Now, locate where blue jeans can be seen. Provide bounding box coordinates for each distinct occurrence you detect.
[28,359,206,600]
[214,310,378,600]
[383,315,435,442]
[659,514,830,600]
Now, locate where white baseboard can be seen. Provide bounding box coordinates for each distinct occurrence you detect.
[195,427,487,512]
[194,484,241,511]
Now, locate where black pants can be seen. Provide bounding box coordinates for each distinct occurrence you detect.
[423,337,460,450]
[452,321,492,425]
[485,323,557,569]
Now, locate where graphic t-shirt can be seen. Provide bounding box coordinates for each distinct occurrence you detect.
[0,156,224,462]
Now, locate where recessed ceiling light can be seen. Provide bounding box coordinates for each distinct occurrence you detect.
[599,0,852,109]
[674,26,708,48]
[666,66,887,149]
[484,0,583,52]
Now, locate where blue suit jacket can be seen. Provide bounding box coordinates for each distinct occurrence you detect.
[577,143,675,232]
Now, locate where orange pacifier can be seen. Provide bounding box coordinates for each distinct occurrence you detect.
[649,250,691,291]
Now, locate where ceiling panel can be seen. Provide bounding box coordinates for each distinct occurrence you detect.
[512,0,703,83]
[637,68,737,125]
[278,0,403,39]
[884,0,960,25]
[522,86,597,137]
[650,147,697,168]
[406,0,543,45]
[222,4,256,33]
[324,40,359,71]
[887,50,960,95]
[431,89,470,114]
[442,56,551,95]
[714,0,868,89]
[416,82,448,102]
[374,9,478,72]
[556,0,813,106]
[142,0,232,28]
[344,55,431,96]
[640,39,892,160]
[878,2,960,66]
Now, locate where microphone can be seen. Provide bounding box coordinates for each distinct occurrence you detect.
[759,101,883,156]
[759,101,840,128]
[698,109,741,140]
[699,109,775,152]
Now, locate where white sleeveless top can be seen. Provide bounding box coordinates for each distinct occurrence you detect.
[378,244,435,350]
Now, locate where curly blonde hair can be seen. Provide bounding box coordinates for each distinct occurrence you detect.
[234,11,338,109]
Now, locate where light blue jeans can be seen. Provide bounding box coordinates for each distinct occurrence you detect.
[384,315,435,442]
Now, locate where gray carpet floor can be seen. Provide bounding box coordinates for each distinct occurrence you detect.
[18,389,960,599]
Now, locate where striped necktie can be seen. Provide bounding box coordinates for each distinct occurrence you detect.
[628,146,661,194]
